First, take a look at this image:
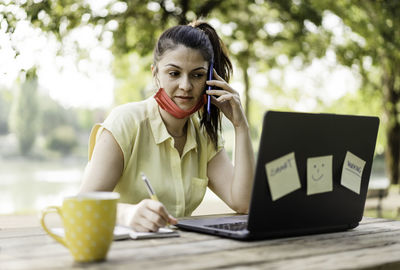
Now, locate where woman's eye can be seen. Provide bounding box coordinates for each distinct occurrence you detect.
[169,71,179,77]
[193,73,205,78]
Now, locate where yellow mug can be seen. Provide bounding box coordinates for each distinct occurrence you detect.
[40,192,120,263]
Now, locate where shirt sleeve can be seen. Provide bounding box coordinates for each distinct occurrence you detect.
[88,105,137,171]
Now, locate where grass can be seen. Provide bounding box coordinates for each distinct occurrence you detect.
[364,209,400,220]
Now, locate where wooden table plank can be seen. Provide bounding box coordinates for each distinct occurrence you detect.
[99,225,400,269]
[1,217,400,270]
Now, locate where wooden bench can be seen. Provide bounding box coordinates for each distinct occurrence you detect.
[367,177,390,217]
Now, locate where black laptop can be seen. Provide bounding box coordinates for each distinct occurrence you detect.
[177,111,380,240]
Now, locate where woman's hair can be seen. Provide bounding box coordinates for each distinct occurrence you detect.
[153,21,233,150]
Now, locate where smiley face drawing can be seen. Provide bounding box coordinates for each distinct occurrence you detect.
[307,155,333,195]
[311,162,325,181]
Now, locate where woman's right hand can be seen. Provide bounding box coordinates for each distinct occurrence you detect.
[121,200,177,232]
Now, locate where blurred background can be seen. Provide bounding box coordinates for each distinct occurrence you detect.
[0,0,398,218]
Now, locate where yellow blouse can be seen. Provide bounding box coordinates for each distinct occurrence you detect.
[88,97,224,217]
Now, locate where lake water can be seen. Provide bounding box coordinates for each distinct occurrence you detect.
[0,158,85,215]
[0,155,387,215]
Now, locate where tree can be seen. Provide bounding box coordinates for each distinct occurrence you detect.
[309,0,400,185]
[9,68,39,155]
[4,0,399,184]
[214,0,327,124]
[225,0,399,185]
[0,89,12,134]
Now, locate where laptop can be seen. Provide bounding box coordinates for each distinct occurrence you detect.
[176,111,380,240]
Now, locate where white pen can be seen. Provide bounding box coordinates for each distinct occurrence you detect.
[140,172,159,201]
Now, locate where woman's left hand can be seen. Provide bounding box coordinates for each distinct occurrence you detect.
[206,69,248,129]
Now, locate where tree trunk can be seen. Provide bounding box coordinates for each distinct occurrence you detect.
[241,60,250,121]
[382,62,400,186]
[384,118,400,185]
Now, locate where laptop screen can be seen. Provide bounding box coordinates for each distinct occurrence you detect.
[248,111,379,232]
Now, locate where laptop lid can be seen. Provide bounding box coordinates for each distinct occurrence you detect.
[247,111,380,233]
[177,111,379,240]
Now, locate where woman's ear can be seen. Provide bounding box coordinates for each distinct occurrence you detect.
[151,64,161,89]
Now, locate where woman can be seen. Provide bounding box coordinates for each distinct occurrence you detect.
[80,21,255,232]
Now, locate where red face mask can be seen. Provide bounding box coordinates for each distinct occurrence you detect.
[154,88,207,119]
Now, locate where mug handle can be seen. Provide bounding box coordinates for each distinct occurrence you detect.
[40,206,68,248]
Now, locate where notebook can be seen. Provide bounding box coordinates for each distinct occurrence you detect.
[176,111,379,240]
[51,225,179,240]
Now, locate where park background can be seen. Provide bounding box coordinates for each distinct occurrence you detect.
[0,0,398,218]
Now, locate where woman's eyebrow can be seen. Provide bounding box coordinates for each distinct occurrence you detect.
[193,67,207,71]
[166,64,181,69]
[166,64,207,71]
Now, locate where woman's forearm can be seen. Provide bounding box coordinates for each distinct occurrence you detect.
[231,122,255,213]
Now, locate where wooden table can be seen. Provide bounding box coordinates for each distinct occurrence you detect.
[1,215,400,270]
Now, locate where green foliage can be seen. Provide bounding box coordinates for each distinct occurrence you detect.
[14,0,227,56]
[20,0,91,39]
[325,89,386,155]
[113,52,153,104]
[45,125,78,155]
[9,68,39,155]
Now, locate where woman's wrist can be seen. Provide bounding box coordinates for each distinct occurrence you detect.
[234,120,250,134]
[117,203,136,227]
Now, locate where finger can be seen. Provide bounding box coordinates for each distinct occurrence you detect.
[138,216,159,232]
[206,80,233,92]
[146,200,170,224]
[209,97,220,109]
[168,215,178,225]
[216,94,233,103]
[143,207,167,227]
[131,212,158,232]
[212,69,224,81]
[206,89,231,97]
[209,95,226,108]
[136,200,167,229]
[209,92,236,103]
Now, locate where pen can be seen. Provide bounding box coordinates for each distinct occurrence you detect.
[140,172,159,201]
[141,172,172,227]
[206,60,213,121]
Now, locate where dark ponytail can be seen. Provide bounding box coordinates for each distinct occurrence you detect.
[190,21,233,150]
[153,21,233,150]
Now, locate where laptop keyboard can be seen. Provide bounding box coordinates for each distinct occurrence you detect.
[206,221,248,231]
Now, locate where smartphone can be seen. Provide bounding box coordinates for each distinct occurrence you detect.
[206,61,214,121]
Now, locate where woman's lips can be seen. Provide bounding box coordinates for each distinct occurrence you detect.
[175,96,194,102]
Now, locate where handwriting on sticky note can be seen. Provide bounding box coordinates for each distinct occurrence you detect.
[307,155,333,195]
[341,151,366,194]
[265,152,301,201]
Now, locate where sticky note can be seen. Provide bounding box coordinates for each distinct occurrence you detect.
[307,155,333,195]
[265,152,301,201]
[341,151,366,194]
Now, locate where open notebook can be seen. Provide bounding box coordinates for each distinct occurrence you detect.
[51,225,179,240]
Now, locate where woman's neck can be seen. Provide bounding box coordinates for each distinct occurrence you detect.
[158,106,188,137]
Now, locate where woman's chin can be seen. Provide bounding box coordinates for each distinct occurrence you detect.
[175,100,195,111]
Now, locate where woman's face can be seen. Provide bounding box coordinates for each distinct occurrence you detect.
[155,45,208,111]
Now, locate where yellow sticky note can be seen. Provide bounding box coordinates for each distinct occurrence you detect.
[307,155,333,195]
[341,151,366,194]
[265,152,301,201]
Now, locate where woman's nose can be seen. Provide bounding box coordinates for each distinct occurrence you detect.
[179,75,192,91]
